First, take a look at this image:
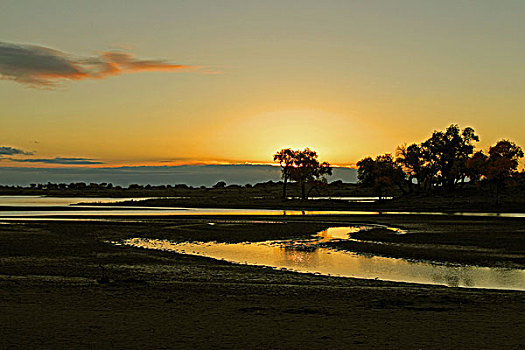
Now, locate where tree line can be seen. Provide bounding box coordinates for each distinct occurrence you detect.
[356,124,523,202]
[274,124,523,202]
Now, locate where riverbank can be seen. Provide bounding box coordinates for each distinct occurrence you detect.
[3,182,525,212]
[1,216,524,348]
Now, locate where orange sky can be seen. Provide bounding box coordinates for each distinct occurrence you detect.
[2,1,525,169]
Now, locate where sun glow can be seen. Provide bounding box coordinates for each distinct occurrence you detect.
[209,109,373,164]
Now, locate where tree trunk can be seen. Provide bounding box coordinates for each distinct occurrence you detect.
[408,176,414,193]
[282,176,288,199]
[396,181,408,195]
[306,183,318,198]
[495,182,500,206]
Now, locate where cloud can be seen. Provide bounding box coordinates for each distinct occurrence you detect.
[8,157,103,165]
[0,42,196,87]
[0,146,33,156]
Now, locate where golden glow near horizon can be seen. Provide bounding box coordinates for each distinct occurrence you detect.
[2,1,525,169]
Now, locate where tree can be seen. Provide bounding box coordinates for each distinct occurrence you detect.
[273,148,296,199]
[465,151,488,185]
[421,124,479,190]
[292,149,332,200]
[357,154,406,199]
[213,181,226,189]
[395,143,430,192]
[273,148,332,200]
[485,140,524,204]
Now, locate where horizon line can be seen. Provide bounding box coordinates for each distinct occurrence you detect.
[0,161,358,170]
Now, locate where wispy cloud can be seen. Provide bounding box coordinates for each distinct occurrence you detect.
[0,42,197,87]
[0,146,33,156]
[8,157,103,165]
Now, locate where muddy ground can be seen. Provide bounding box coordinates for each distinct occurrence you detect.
[1,215,524,349]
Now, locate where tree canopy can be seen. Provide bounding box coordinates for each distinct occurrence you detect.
[357,154,405,199]
[273,148,332,200]
[273,148,296,198]
[358,124,523,202]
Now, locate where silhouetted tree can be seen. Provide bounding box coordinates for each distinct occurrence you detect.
[273,148,296,199]
[289,148,332,200]
[395,143,430,192]
[465,151,488,185]
[485,140,524,204]
[69,182,86,190]
[213,181,227,188]
[274,148,332,200]
[357,154,406,199]
[421,124,479,190]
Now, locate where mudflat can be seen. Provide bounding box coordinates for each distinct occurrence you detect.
[1,216,524,349]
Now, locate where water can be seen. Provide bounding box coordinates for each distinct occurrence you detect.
[1,208,525,219]
[0,195,160,207]
[1,195,525,218]
[119,226,525,291]
[289,196,393,202]
[1,196,522,289]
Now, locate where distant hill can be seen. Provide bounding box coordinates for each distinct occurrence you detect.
[0,164,357,187]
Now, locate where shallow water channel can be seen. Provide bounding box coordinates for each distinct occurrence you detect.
[2,195,525,218]
[119,225,525,291]
[0,195,161,206]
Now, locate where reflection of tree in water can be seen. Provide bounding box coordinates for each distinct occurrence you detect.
[280,244,319,267]
[490,269,524,285]
[431,266,475,287]
[431,266,525,288]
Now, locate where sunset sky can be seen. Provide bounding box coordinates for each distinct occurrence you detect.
[2,1,525,169]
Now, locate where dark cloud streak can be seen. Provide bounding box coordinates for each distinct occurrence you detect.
[8,157,103,165]
[0,146,33,156]
[0,42,196,87]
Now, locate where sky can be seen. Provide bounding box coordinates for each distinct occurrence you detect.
[1,1,525,172]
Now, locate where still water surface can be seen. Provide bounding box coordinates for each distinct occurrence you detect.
[290,196,392,202]
[119,226,525,291]
[1,196,525,218]
[2,196,523,290]
[0,195,158,206]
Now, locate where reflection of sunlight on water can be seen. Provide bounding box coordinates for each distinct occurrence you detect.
[386,227,406,234]
[118,225,525,291]
[3,207,525,219]
[316,226,365,241]
[286,196,393,202]
[3,196,525,218]
[281,248,319,267]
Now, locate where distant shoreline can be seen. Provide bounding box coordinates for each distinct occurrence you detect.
[2,179,525,213]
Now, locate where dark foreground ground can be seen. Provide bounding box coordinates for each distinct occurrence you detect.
[1,215,524,349]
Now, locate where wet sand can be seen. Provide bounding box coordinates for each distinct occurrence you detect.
[1,217,524,349]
